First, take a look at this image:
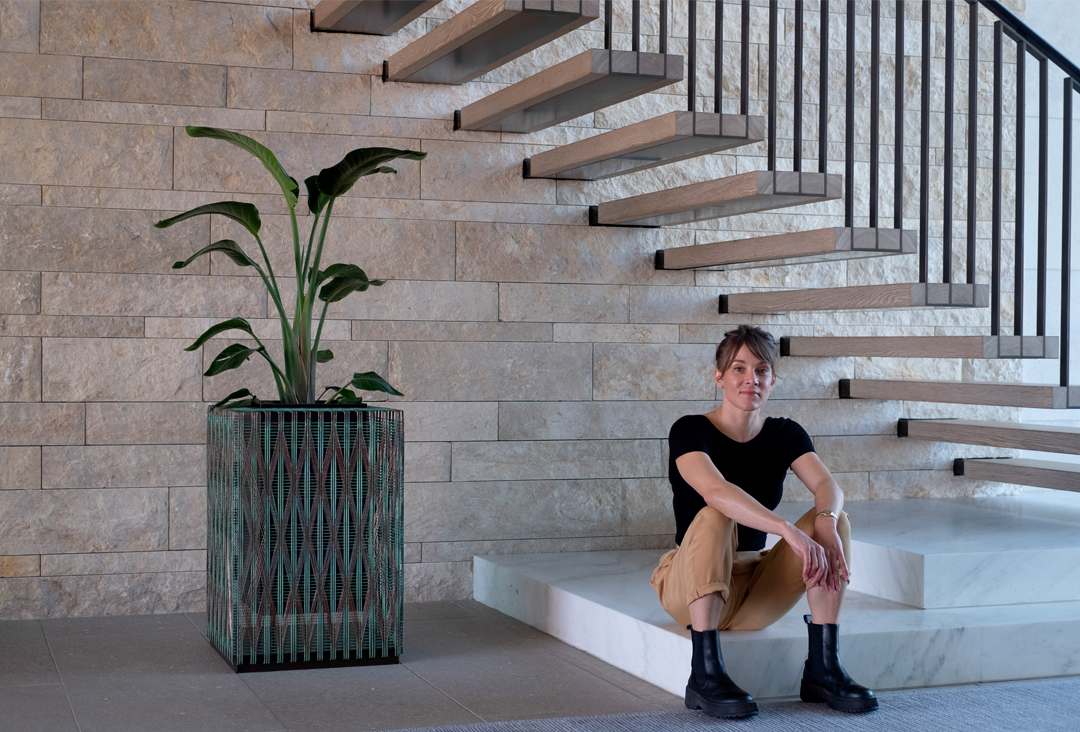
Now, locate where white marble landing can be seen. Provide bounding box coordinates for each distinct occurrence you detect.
[474,490,1080,700]
[773,488,1080,608]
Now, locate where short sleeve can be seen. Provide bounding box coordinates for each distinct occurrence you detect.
[780,419,815,467]
[669,415,712,461]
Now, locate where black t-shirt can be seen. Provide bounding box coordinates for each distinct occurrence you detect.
[668,415,815,550]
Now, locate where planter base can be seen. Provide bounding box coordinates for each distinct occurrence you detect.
[222,650,400,673]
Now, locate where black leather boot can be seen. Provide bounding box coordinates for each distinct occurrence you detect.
[800,615,878,713]
[684,628,758,718]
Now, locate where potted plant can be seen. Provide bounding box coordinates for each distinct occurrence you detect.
[157,126,425,671]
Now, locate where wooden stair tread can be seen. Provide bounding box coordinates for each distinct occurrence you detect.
[591,171,841,228]
[954,457,1080,492]
[899,419,1080,454]
[719,283,990,313]
[840,378,1078,409]
[385,0,598,85]
[525,111,764,180]
[658,227,915,270]
[456,48,682,133]
[314,0,441,35]
[782,335,1059,359]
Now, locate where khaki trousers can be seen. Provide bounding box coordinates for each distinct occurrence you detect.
[650,506,851,631]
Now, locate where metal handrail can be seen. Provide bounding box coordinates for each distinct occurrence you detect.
[977,0,1080,83]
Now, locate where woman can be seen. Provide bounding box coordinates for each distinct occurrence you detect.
[650,325,877,718]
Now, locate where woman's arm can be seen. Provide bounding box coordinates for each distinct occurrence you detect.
[676,451,828,588]
[790,452,849,592]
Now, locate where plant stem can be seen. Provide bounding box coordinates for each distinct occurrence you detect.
[309,298,332,402]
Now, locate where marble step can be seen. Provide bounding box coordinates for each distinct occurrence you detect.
[313,0,441,35]
[955,457,1080,492]
[474,491,1080,700]
[783,335,1059,359]
[899,418,1080,454]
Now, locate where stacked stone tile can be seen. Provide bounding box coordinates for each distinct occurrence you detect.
[0,0,1025,617]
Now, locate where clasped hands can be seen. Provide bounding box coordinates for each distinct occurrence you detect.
[782,517,849,593]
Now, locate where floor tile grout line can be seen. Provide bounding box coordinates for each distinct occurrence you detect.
[40,620,84,732]
[535,644,672,711]
[398,661,487,725]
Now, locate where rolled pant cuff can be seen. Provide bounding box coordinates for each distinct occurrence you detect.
[686,582,730,608]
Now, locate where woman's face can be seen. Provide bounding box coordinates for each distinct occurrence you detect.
[715,344,776,412]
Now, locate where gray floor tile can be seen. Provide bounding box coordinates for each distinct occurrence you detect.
[241,663,482,732]
[405,601,477,622]
[42,612,194,639]
[0,683,79,732]
[0,620,60,687]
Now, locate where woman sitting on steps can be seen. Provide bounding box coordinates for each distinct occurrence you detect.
[650,325,878,718]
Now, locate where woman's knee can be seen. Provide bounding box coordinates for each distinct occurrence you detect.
[693,506,733,531]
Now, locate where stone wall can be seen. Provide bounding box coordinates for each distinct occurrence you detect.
[0,0,1024,618]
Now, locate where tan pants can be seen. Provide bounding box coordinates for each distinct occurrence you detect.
[650,506,851,631]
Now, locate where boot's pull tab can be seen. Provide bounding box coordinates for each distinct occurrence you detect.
[803,614,814,625]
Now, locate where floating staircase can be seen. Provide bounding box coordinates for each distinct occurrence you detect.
[899,418,1080,453]
[783,335,1059,359]
[719,282,989,314]
[955,458,1080,492]
[383,0,598,84]
[524,111,764,180]
[840,379,1077,409]
[313,0,442,35]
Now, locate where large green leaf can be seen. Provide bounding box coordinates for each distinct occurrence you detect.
[173,239,257,270]
[212,388,258,409]
[186,127,299,206]
[316,147,426,198]
[184,318,257,352]
[204,343,259,377]
[316,348,334,363]
[318,264,385,304]
[155,201,261,238]
[304,175,330,215]
[348,371,403,397]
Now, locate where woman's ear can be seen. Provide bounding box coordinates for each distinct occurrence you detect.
[714,368,723,387]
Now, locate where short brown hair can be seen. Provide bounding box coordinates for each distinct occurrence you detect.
[715,325,778,375]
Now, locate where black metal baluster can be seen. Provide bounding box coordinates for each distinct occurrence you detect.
[895,0,904,230]
[660,0,668,53]
[967,0,977,284]
[769,0,777,171]
[741,0,750,116]
[944,0,954,283]
[1015,39,1026,335]
[819,0,828,173]
[795,0,803,172]
[632,0,640,51]
[870,0,879,227]
[919,0,929,283]
[1062,78,1074,390]
[1039,56,1049,335]
[604,0,612,50]
[689,1,697,112]
[992,21,1003,336]
[714,0,721,112]
[845,0,854,227]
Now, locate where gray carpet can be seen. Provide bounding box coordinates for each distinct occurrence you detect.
[389,677,1080,732]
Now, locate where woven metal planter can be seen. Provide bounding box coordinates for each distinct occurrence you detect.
[206,405,403,672]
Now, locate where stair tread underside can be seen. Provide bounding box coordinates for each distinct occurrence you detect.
[720,283,989,313]
[783,335,1058,358]
[958,457,1080,492]
[313,0,441,35]
[842,378,1074,409]
[902,419,1080,454]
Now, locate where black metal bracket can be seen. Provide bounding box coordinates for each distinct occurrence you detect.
[522,158,532,179]
[779,336,790,357]
[897,418,909,437]
[717,295,729,314]
[588,206,659,229]
[453,110,462,131]
[953,458,966,476]
[838,379,851,399]
[382,60,389,83]
[654,249,666,270]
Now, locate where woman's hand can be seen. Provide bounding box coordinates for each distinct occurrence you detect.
[814,515,850,593]
[781,522,829,589]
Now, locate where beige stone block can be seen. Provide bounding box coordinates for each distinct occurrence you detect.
[963,358,1023,382]
[0,402,82,445]
[785,471,870,504]
[768,357,853,400]
[400,401,498,443]
[41,0,293,68]
[1,205,209,275]
[694,259,849,289]
[456,222,695,286]
[498,400,717,441]
[210,214,454,281]
[41,99,265,130]
[868,469,1018,500]
[0,571,205,619]
[0,0,38,53]
[852,356,962,381]
[0,446,39,489]
[594,343,716,401]
[228,66,369,115]
[0,95,40,118]
[420,140,554,205]
[406,479,622,542]
[175,130,419,201]
[452,439,662,482]
[42,185,290,216]
[372,77,506,121]
[680,324,815,344]
[326,280,498,322]
[84,58,226,107]
[0,271,39,314]
[420,534,675,563]
[42,444,204,490]
[170,485,206,551]
[621,478,676,536]
[0,52,78,98]
[0,487,169,554]
[0,336,38,401]
[86,402,207,446]
[552,323,680,343]
[0,119,171,189]
[405,561,472,602]
[815,435,1012,474]
[500,283,629,324]
[630,286,752,325]
[405,442,450,483]
[391,341,591,401]
[41,273,266,318]
[0,555,39,577]
[266,110,497,144]
[0,183,38,204]
[42,338,202,402]
[146,317,349,342]
[0,315,142,338]
[404,543,421,563]
[41,550,203,576]
[353,320,550,342]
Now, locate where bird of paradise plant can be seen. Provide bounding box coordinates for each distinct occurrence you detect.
[156,126,425,407]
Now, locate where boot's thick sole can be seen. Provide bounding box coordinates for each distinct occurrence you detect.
[685,686,759,719]
[800,679,879,713]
